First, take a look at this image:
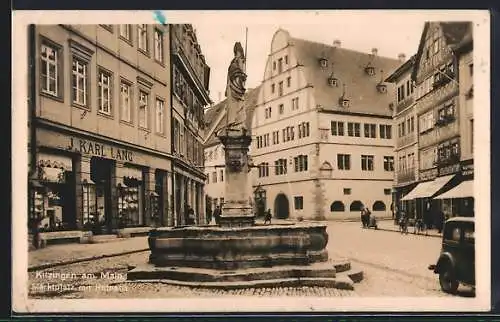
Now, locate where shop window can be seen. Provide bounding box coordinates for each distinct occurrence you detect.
[372,201,386,211]
[330,201,345,212]
[350,200,363,212]
[117,177,144,228]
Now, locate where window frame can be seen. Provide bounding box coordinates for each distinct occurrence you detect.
[119,79,133,124]
[97,67,113,116]
[383,156,394,171]
[138,89,150,130]
[294,196,304,210]
[71,56,90,108]
[155,97,165,135]
[119,25,133,44]
[40,38,64,100]
[154,28,164,64]
[361,155,375,171]
[337,154,351,170]
[137,24,149,54]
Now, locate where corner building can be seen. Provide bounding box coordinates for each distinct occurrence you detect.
[28,24,172,236]
[251,29,401,220]
[169,24,211,226]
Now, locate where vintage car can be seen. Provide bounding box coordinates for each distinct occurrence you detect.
[428,217,475,294]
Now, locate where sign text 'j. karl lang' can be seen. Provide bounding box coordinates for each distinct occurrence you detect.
[70,138,133,162]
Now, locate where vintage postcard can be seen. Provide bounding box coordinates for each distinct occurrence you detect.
[12,10,490,313]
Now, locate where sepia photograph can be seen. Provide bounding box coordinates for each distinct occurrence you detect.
[12,10,490,313]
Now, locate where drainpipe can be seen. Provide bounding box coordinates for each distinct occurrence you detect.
[169,24,176,227]
[28,24,37,223]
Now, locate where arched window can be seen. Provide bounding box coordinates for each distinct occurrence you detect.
[350,200,364,212]
[330,201,345,212]
[373,201,386,211]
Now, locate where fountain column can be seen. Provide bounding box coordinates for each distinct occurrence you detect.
[218,127,254,228]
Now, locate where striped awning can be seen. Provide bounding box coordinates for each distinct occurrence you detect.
[400,175,455,201]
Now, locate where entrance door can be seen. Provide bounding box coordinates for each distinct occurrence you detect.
[274,193,290,219]
[90,157,114,234]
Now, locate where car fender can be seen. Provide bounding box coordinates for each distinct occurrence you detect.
[435,252,456,274]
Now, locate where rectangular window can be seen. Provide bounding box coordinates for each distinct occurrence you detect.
[361,155,374,171]
[271,83,275,94]
[278,81,284,96]
[384,188,391,195]
[273,61,276,70]
[120,81,132,122]
[410,117,415,132]
[285,55,289,64]
[331,121,345,136]
[138,24,148,52]
[212,172,217,183]
[173,119,179,152]
[401,121,406,136]
[337,154,351,170]
[294,155,308,172]
[274,159,287,175]
[40,43,60,97]
[154,29,164,63]
[384,156,394,171]
[287,76,291,87]
[119,25,132,41]
[265,107,272,119]
[72,58,88,106]
[98,69,112,115]
[278,58,283,73]
[279,104,284,115]
[469,63,473,76]
[292,97,299,110]
[294,196,304,210]
[364,123,376,138]
[155,98,165,134]
[138,90,149,129]
[343,188,351,195]
[220,170,224,182]
[347,122,361,137]
[379,124,392,139]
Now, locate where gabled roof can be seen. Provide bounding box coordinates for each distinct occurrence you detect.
[411,21,472,81]
[203,86,261,147]
[385,55,417,83]
[290,37,401,117]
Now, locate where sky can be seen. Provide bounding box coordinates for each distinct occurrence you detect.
[192,12,433,105]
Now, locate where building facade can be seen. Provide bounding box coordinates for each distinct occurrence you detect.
[400,21,473,220]
[169,24,211,226]
[28,24,172,237]
[203,88,260,219]
[250,29,401,220]
[385,55,419,218]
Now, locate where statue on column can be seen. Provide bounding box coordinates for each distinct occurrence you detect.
[224,42,247,134]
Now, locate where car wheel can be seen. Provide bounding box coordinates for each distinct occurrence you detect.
[439,264,459,294]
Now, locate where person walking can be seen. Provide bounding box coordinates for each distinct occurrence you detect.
[213,205,221,225]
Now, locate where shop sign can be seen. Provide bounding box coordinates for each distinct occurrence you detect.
[420,168,437,181]
[69,138,133,162]
[461,159,474,177]
[438,163,460,177]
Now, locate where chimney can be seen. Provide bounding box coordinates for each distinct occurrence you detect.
[371,48,378,56]
[333,40,341,48]
[398,53,406,62]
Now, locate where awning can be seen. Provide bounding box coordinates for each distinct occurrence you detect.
[37,153,73,182]
[434,180,473,199]
[400,175,455,201]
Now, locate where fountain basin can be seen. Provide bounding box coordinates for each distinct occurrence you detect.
[147,222,329,270]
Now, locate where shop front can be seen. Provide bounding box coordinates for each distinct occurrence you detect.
[172,163,205,226]
[31,126,173,240]
[434,159,474,217]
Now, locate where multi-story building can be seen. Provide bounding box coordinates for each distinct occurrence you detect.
[400,21,473,219]
[28,24,172,238]
[434,25,474,216]
[385,55,419,217]
[202,87,260,219]
[250,29,401,220]
[169,24,211,226]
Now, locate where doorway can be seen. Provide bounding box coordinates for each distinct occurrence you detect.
[274,193,290,219]
[90,157,114,234]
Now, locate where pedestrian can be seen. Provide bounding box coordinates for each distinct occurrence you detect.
[360,206,368,228]
[187,206,196,225]
[436,209,445,233]
[213,205,221,225]
[264,208,272,225]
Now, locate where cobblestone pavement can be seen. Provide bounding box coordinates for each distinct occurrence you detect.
[28,237,148,269]
[27,221,475,299]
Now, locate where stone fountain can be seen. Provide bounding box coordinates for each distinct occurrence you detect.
[127,42,363,290]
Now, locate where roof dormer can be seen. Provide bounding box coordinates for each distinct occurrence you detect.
[339,84,350,108]
[319,57,328,68]
[376,69,388,93]
[327,64,339,87]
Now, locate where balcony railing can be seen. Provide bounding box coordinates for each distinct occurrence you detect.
[395,97,415,114]
[397,133,417,148]
[396,168,416,184]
